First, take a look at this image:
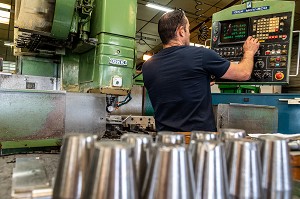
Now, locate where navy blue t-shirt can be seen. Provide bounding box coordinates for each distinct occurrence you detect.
[142,46,230,132]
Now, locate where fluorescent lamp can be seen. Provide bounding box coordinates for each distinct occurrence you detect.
[143,54,152,61]
[0,16,9,24]
[0,3,11,10]
[4,41,14,47]
[0,9,10,24]
[146,3,174,13]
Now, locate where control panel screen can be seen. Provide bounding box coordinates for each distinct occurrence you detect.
[220,19,249,43]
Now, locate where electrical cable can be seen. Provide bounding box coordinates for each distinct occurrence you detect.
[194,0,209,41]
[133,72,143,79]
[194,0,203,23]
[117,93,132,108]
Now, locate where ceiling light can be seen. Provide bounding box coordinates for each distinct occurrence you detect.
[4,41,14,47]
[0,9,10,24]
[143,54,152,61]
[0,16,9,24]
[146,3,174,13]
[0,3,11,10]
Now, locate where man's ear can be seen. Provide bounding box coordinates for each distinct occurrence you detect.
[178,26,185,37]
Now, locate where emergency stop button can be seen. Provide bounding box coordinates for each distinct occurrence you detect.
[275,72,284,80]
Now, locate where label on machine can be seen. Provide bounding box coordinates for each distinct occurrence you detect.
[211,11,293,84]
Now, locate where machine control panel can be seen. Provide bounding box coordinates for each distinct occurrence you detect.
[211,12,293,84]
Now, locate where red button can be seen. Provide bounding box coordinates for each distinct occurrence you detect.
[275,28,279,32]
[265,51,271,55]
[276,57,281,61]
[275,72,284,80]
[275,35,278,39]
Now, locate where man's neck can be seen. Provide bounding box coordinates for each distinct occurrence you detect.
[163,40,185,49]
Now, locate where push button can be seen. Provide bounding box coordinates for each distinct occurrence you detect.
[275,72,284,80]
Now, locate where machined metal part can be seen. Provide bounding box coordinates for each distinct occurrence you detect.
[227,139,262,198]
[289,140,300,151]
[142,144,195,199]
[194,141,229,199]
[83,141,139,199]
[53,134,98,199]
[11,157,51,198]
[260,135,292,198]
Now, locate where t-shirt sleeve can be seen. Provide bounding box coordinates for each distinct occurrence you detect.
[202,48,230,78]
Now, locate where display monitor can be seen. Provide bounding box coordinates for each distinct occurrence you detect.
[220,18,249,43]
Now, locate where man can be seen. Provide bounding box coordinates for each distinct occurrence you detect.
[142,10,260,132]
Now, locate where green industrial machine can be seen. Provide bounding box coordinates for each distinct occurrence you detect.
[211,0,295,85]
[0,0,137,152]
[14,0,137,111]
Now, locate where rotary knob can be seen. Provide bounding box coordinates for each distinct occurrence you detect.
[275,72,284,80]
[255,61,264,69]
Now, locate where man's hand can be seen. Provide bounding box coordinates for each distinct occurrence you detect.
[243,36,260,57]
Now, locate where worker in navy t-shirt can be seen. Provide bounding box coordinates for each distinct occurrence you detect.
[142,10,260,132]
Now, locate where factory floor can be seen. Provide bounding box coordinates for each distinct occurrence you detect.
[0,153,300,199]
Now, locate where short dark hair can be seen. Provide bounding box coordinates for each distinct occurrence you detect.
[158,10,187,45]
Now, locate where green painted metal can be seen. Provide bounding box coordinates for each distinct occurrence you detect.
[0,89,65,141]
[0,139,62,149]
[70,12,79,34]
[51,0,77,39]
[79,33,136,94]
[90,0,137,38]
[62,52,80,92]
[133,72,144,86]
[78,48,97,85]
[20,57,58,77]
[212,1,295,22]
[98,33,136,48]
[218,85,261,93]
[98,44,135,59]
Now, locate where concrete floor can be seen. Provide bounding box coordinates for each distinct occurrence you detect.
[0,153,60,199]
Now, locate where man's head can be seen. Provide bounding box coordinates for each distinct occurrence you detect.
[158,10,190,46]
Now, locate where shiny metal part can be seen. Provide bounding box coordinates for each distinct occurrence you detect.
[189,131,221,165]
[12,157,51,198]
[83,141,138,199]
[53,134,98,199]
[227,139,262,198]
[32,188,53,199]
[156,132,185,145]
[289,140,300,151]
[121,133,153,191]
[194,141,228,199]
[260,135,292,198]
[191,131,221,141]
[142,144,195,199]
[221,128,247,140]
